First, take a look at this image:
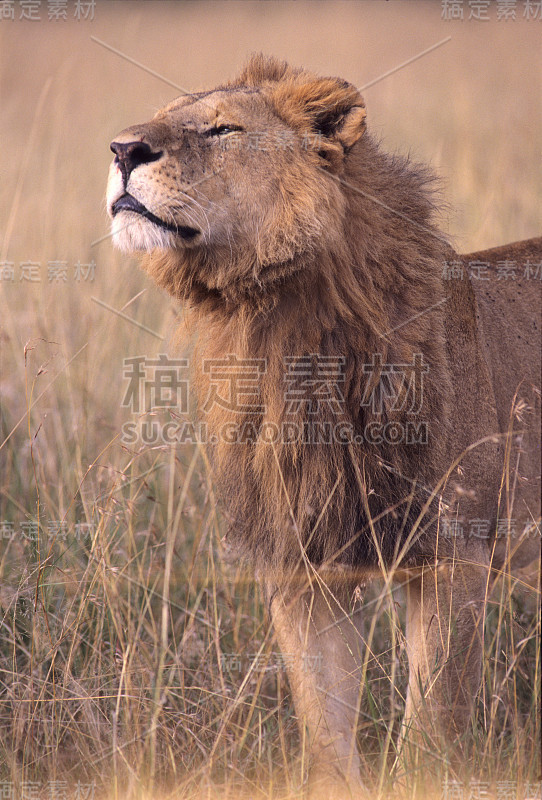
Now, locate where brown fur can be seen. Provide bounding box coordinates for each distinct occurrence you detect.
[107,55,540,797]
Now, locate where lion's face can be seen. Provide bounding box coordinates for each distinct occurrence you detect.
[107,57,367,287]
[107,90,303,255]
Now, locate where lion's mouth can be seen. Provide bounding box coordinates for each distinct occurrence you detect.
[111,193,200,240]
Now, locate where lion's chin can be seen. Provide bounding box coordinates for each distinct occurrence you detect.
[110,212,174,253]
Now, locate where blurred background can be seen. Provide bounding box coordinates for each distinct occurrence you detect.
[0,2,540,798]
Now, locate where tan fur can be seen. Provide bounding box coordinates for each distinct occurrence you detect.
[107,55,540,797]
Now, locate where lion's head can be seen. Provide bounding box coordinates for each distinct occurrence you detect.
[107,55,368,292]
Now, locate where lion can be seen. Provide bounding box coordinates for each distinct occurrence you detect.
[107,55,541,798]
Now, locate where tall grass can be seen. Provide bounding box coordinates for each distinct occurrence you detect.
[0,4,540,798]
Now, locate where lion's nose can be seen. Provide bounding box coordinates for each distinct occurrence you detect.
[110,140,162,184]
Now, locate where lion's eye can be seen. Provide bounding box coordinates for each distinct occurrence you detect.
[205,124,244,137]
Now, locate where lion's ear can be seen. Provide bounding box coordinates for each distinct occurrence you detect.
[331,105,367,149]
[272,77,367,151]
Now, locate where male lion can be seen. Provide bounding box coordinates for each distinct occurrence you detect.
[107,55,540,798]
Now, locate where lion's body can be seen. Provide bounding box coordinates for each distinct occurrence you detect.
[108,56,540,797]
[449,239,540,571]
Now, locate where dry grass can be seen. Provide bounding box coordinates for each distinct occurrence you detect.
[0,2,540,798]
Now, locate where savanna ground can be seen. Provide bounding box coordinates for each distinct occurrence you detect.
[0,2,540,798]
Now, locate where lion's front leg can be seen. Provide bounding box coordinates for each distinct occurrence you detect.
[400,550,489,765]
[266,578,366,799]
